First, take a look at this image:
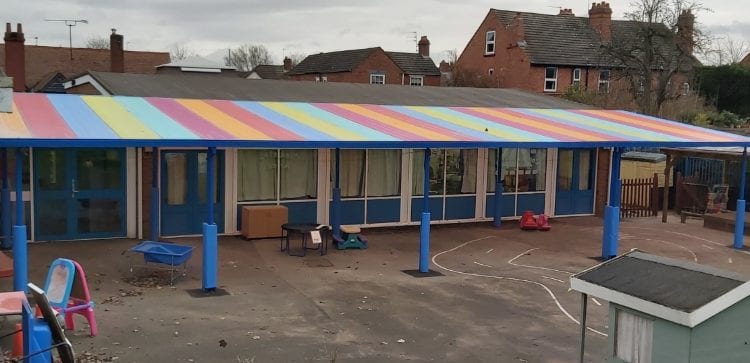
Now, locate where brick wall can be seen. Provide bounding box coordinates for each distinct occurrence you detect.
[141,150,154,238]
[288,49,427,85]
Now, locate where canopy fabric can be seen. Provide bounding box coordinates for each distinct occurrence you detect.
[1,93,748,148]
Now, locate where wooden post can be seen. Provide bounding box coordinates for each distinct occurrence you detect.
[652,173,659,216]
[663,155,673,223]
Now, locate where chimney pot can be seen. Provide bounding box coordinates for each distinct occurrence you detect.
[110,30,124,73]
[418,35,430,57]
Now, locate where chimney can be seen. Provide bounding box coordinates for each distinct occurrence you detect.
[418,36,430,57]
[283,56,292,71]
[4,23,25,92]
[110,28,124,73]
[677,9,695,54]
[558,8,575,16]
[589,2,612,42]
[439,60,451,73]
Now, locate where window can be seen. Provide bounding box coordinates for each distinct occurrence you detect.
[615,310,653,363]
[409,75,424,86]
[572,68,582,86]
[487,149,547,193]
[237,149,317,202]
[315,76,327,82]
[544,67,558,92]
[598,69,611,93]
[485,31,496,55]
[370,74,385,85]
[332,149,401,198]
[412,149,477,196]
[682,82,690,96]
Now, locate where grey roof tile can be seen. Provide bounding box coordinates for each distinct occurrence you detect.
[385,52,440,75]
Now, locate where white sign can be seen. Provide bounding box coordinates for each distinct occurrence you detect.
[310,230,322,245]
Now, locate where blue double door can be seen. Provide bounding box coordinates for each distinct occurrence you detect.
[555,149,595,215]
[161,150,224,236]
[34,148,127,240]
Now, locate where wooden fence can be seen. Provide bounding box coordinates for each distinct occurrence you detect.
[620,173,659,218]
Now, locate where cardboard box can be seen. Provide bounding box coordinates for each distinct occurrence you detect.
[241,205,288,239]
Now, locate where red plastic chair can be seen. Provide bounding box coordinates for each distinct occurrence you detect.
[42,259,97,337]
[64,260,97,337]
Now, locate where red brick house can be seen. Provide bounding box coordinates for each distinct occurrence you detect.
[1,23,169,92]
[742,53,750,67]
[453,3,695,98]
[287,36,441,86]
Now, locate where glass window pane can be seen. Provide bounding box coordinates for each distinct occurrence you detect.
[198,152,219,204]
[333,150,365,198]
[578,150,592,191]
[487,149,497,193]
[77,198,122,233]
[238,149,277,201]
[165,153,187,205]
[558,150,573,191]
[36,149,67,191]
[77,149,122,190]
[446,149,477,194]
[501,149,519,192]
[411,149,444,196]
[367,150,401,197]
[518,149,547,192]
[281,149,317,200]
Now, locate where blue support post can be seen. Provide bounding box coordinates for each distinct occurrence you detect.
[13,148,26,292]
[332,148,341,239]
[419,148,431,273]
[734,147,747,249]
[493,148,503,228]
[1,149,10,249]
[202,147,217,291]
[149,148,160,241]
[602,148,622,259]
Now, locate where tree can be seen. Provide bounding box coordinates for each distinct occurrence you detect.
[169,42,195,62]
[600,0,706,116]
[702,36,750,65]
[85,36,109,49]
[286,52,307,68]
[224,44,273,71]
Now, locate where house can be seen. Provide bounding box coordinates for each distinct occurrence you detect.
[287,36,440,86]
[155,55,238,76]
[453,3,695,98]
[572,250,750,362]
[741,53,750,67]
[1,23,170,92]
[246,57,292,80]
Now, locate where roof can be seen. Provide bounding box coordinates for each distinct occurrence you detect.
[741,53,750,66]
[79,71,587,108]
[1,93,748,149]
[248,65,286,79]
[157,55,236,70]
[571,250,750,327]
[493,9,681,67]
[288,48,378,75]
[385,52,440,76]
[0,44,170,89]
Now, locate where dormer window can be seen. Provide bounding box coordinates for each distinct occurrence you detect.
[485,31,496,55]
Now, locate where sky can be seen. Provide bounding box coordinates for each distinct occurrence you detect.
[5,0,749,64]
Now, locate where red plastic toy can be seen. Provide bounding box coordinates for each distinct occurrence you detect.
[536,214,551,231]
[519,211,538,230]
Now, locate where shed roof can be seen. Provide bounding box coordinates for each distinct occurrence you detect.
[1,93,748,149]
[571,250,750,327]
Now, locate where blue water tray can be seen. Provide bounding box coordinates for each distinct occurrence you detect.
[130,241,194,266]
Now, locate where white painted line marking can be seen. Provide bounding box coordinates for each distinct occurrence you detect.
[486,248,494,254]
[701,244,714,250]
[432,237,607,337]
[508,248,574,275]
[541,275,565,283]
[639,237,698,262]
[591,298,602,306]
[473,261,494,268]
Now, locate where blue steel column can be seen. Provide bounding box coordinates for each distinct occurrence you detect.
[149,148,160,241]
[602,148,622,259]
[202,147,218,291]
[1,149,10,249]
[493,148,503,228]
[13,148,26,292]
[332,148,341,238]
[419,148,431,272]
[734,147,747,249]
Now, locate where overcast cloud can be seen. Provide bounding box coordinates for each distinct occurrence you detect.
[5,0,749,64]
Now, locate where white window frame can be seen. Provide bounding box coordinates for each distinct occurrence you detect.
[485,31,496,55]
[682,82,690,96]
[409,75,424,86]
[598,69,611,94]
[572,68,582,86]
[369,74,385,85]
[544,67,558,92]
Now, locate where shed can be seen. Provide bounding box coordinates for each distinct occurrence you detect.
[571,250,750,363]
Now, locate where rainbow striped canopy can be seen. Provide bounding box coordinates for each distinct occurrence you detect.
[1,93,747,148]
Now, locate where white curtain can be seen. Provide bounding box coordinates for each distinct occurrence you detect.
[337,150,365,198]
[460,149,478,194]
[411,149,425,195]
[616,310,653,363]
[238,149,277,201]
[166,153,187,205]
[367,150,401,197]
[578,150,592,191]
[280,149,317,199]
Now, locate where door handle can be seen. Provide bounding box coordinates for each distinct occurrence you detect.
[71,179,78,198]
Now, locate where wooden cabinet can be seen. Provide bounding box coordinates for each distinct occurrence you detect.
[241,205,288,239]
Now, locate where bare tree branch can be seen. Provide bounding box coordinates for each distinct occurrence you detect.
[85,36,109,49]
[224,44,273,72]
[169,42,195,62]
